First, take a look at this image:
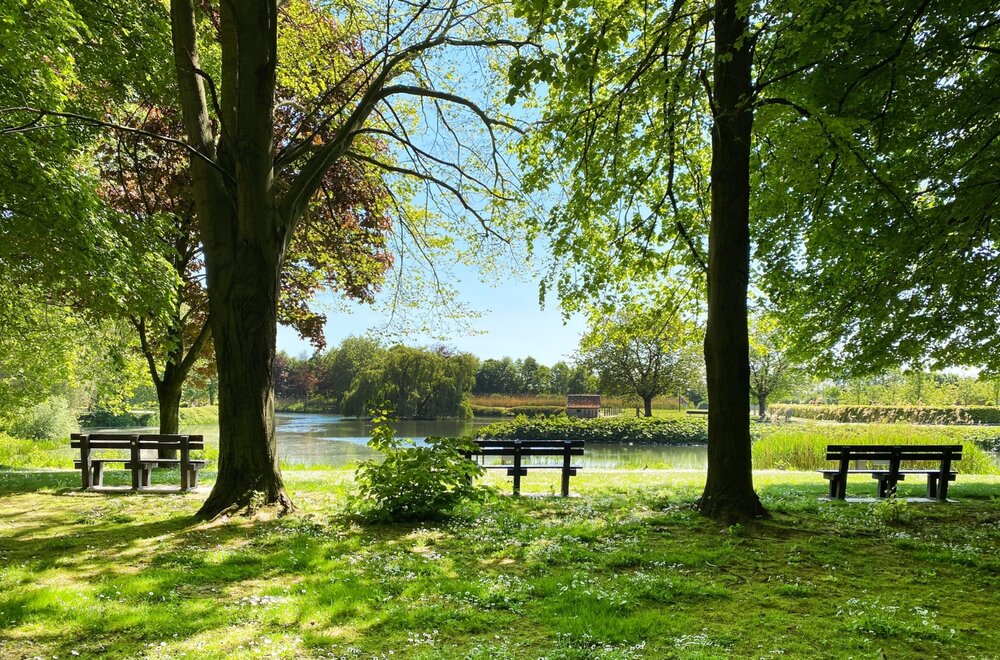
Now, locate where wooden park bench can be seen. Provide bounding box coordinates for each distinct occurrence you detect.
[71,433,206,491]
[820,444,961,501]
[686,409,708,416]
[462,439,584,496]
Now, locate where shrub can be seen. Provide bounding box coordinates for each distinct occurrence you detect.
[507,405,565,417]
[149,406,219,427]
[79,409,153,428]
[355,406,489,521]
[6,397,79,439]
[471,405,508,417]
[477,415,708,445]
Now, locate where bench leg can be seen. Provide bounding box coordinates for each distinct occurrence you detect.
[926,474,939,499]
[937,475,950,501]
[561,470,570,497]
[92,463,104,488]
[183,467,199,491]
[141,466,151,488]
[828,475,846,499]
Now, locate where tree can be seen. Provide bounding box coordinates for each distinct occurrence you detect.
[87,1,398,445]
[506,0,981,520]
[748,315,797,418]
[163,0,524,516]
[5,0,525,517]
[753,4,1000,377]
[475,358,521,395]
[579,298,700,417]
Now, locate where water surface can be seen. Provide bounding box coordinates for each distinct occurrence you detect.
[109,412,710,469]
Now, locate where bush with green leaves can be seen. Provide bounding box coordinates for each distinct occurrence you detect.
[355,406,489,521]
[4,396,79,439]
[477,415,708,444]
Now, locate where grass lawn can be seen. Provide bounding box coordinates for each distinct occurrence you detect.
[1,468,1000,659]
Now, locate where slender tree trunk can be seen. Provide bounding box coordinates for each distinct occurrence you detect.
[156,377,183,458]
[643,395,653,417]
[696,0,766,522]
[757,395,766,419]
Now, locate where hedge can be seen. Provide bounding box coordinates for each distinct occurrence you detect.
[773,404,1000,425]
[476,415,708,445]
[471,405,508,417]
[80,406,219,429]
[79,410,154,428]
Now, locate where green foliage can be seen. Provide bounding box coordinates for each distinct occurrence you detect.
[870,497,914,526]
[471,405,509,417]
[3,396,79,440]
[578,294,702,415]
[78,409,154,429]
[354,406,488,522]
[478,415,708,445]
[152,406,218,428]
[0,433,73,469]
[774,404,1000,426]
[753,2,1000,374]
[507,406,566,417]
[341,343,477,419]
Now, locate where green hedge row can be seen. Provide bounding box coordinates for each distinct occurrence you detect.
[476,415,708,444]
[470,405,508,417]
[79,410,154,428]
[471,405,566,418]
[80,406,219,429]
[773,404,1000,425]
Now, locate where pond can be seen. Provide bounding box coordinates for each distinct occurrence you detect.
[143,412,711,470]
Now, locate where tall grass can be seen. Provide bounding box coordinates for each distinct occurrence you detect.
[752,423,1000,474]
[469,394,566,408]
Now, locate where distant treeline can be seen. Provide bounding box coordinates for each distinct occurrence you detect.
[274,337,599,418]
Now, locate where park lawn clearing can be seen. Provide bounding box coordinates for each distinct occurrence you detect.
[0,469,999,659]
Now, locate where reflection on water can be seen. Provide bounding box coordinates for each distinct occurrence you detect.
[104,412,711,469]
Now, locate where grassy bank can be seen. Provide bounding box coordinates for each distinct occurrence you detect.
[1,468,1000,659]
[752,422,1000,473]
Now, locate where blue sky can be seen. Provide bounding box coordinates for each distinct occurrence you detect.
[276,263,589,365]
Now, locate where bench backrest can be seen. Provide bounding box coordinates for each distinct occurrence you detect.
[825,444,962,462]
[467,439,584,456]
[71,433,205,451]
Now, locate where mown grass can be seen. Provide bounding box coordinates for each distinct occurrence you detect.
[2,467,1000,659]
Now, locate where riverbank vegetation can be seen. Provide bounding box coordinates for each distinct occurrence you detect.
[2,468,1000,659]
[478,416,1000,474]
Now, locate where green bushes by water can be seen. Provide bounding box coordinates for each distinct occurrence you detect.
[4,397,79,439]
[80,406,219,429]
[151,405,219,427]
[774,404,1000,425]
[477,415,708,444]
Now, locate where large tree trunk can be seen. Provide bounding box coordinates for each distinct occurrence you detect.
[171,0,292,519]
[643,395,653,417]
[196,242,291,518]
[697,0,765,522]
